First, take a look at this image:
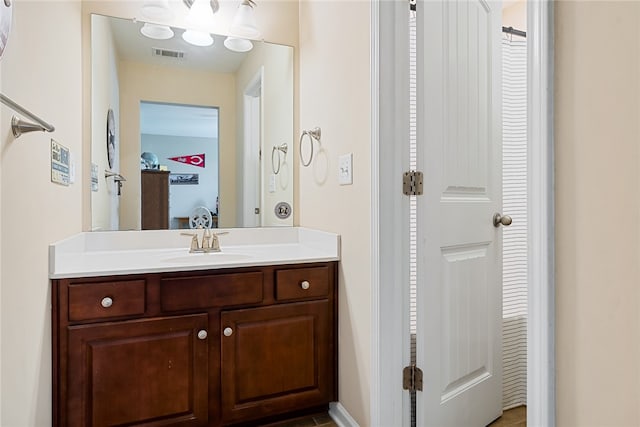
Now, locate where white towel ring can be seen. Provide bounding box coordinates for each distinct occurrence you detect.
[271,143,288,175]
[299,127,321,167]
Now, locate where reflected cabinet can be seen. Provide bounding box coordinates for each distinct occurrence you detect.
[141,170,170,230]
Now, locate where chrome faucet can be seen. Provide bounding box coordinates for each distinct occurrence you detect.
[181,228,227,253]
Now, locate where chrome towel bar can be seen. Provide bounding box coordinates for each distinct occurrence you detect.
[0,93,55,138]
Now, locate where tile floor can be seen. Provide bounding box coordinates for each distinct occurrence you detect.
[261,412,336,427]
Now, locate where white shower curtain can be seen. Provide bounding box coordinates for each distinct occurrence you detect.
[502,35,528,410]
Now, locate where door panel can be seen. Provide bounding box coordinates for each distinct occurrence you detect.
[220,301,334,424]
[416,0,502,425]
[67,314,209,426]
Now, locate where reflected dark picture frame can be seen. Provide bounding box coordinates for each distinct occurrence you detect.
[170,173,199,185]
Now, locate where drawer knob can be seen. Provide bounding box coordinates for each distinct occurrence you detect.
[300,280,311,290]
[223,327,233,337]
[101,297,113,308]
[197,330,208,340]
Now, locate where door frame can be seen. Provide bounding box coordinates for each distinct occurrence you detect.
[370,0,555,425]
[241,68,264,227]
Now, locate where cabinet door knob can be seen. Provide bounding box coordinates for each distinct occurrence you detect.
[197,330,208,340]
[300,280,311,290]
[223,327,233,337]
[101,297,113,308]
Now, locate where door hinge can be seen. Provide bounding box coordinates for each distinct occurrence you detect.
[403,364,423,392]
[254,208,260,214]
[403,171,423,196]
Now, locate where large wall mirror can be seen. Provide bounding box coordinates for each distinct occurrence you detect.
[90,14,294,231]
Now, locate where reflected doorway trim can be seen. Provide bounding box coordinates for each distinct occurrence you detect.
[241,67,263,228]
[370,0,555,426]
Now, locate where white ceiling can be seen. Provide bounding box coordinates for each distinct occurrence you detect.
[109,16,248,74]
[140,102,219,138]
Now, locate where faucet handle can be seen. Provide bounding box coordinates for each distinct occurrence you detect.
[180,232,200,252]
[210,231,228,252]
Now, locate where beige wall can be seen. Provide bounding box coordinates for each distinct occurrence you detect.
[91,14,120,231]
[502,0,526,32]
[299,1,371,425]
[555,1,640,425]
[0,2,83,425]
[118,61,237,229]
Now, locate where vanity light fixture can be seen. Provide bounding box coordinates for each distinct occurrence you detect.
[184,0,219,29]
[140,0,173,21]
[223,36,253,52]
[229,0,261,40]
[182,29,214,47]
[140,23,174,40]
[181,0,218,46]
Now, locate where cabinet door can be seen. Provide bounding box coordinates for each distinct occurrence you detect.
[67,314,208,426]
[220,301,334,423]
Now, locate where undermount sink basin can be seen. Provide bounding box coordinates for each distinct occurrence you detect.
[162,252,251,264]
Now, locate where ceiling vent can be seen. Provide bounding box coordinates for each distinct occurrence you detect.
[151,47,185,60]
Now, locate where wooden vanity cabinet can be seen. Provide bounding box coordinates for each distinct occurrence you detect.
[52,262,338,427]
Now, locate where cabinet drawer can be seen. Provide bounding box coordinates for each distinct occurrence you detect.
[160,272,263,312]
[275,266,329,301]
[68,280,146,322]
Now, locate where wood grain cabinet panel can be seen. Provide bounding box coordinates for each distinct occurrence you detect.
[68,279,145,321]
[67,315,208,426]
[160,272,263,312]
[220,301,334,424]
[141,170,170,230]
[275,266,330,301]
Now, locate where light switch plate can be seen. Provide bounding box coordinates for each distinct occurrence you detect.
[338,153,353,185]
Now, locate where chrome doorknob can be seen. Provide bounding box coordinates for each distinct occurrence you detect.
[493,213,513,227]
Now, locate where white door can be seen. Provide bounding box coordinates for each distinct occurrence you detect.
[416,0,503,425]
[242,73,262,227]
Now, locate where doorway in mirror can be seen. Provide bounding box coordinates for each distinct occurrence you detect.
[140,101,219,230]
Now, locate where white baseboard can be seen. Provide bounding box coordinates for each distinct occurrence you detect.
[329,402,360,427]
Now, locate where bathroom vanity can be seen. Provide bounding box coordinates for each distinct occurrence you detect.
[49,228,339,426]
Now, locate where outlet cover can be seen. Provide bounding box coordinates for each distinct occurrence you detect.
[269,174,276,193]
[338,153,353,185]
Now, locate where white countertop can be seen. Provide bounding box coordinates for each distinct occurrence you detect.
[49,227,340,279]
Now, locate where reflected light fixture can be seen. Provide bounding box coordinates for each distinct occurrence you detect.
[183,0,219,29]
[140,0,173,21]
[140,23,175,40]
[224,36,253,52]
[182,29,214,47]
[229,0,261,40]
